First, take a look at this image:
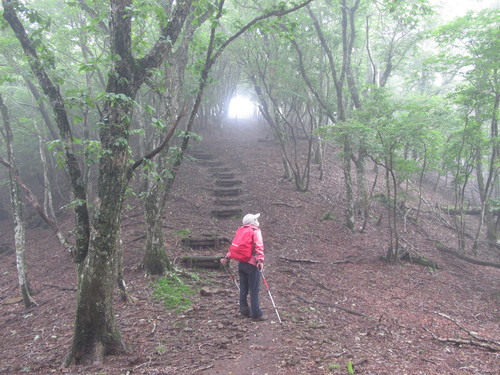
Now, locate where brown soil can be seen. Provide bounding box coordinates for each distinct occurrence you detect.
[1,119,499,375]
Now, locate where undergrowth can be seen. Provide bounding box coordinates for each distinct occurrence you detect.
[152,273,197,312]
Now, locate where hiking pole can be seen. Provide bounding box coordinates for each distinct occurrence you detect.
[224,263,240,291]
[261,271,282,324]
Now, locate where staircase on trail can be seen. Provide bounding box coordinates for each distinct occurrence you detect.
[180,148,244,269]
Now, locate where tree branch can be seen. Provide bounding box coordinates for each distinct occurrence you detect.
[435,242,500,269]
[210,0,315,64]
[135,0,194,86]
[130,102,188,172]
[0,157,72,252]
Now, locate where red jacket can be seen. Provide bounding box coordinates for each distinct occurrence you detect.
[226,224,264,266]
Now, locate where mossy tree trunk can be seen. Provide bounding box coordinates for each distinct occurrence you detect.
[143,153,172,275]
[0,93,33,309]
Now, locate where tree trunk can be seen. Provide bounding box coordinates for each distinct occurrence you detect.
[343,139,355,230]
[66,117,131,364]
[353,150,368,220]
[0,93,33,309]
[142,16,197,274]
[116,230,128,302]
[384,159,395,262]
[143,164,171,275]
[66,246,127,365]
[382,152,400,264]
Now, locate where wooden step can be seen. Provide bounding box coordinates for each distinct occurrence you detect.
[215,179,243,187]
[181,236,230,249]
[214,198,242,206]
[211,208,242,218]
[190,151,214,160]
[199,160,224,167]
[213,172,235,179]
[213,188,242,197]
[182,255,224,269]
[209,166,231,173]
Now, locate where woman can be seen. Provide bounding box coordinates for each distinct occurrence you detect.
[221,213,266,321]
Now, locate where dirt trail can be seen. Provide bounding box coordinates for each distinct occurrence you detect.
[185,120,290,374]
[0,119,499,375]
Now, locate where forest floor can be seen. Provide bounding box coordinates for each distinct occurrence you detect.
[0,119,499,375]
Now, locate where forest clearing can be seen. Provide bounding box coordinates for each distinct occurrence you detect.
[0,1,499,374]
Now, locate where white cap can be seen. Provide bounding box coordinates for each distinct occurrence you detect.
[242,213,260,226]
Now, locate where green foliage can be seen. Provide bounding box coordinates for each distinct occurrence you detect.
[156,344,167,354]
[383,0,435,29]
[487,198,500,211]
[174,228,192,238]
[152,274,196,312]
[150,117,165,130]
[61,198,86,210]
[346,361,355,374]
[328,363,340,370]
[176,130,203,142]
[320,212,336,222]
[432,10,499,114]
[100,92,135,107]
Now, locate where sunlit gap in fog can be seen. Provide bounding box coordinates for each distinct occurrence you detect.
[227,95,257,120]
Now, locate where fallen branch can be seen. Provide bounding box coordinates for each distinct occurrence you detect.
[279,256,355,265]
[0,157,72,252]
[425,328,500,352]
[192,363,215,374]
[435,242,500,269]
[399,251,439,270]
[437,205,500,216]
[43,283,77,292]
[431,311,500,348]
[296,294,368,318]
[279,256,320,264]
[129,234,146,243]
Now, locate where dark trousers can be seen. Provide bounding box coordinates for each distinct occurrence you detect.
[238,262,263,319]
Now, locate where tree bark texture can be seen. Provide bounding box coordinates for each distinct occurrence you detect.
[0,93,33,309]
[66,250,126,364]
[143,157,171,275]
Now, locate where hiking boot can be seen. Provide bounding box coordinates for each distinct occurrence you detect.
[251,315,268,322]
